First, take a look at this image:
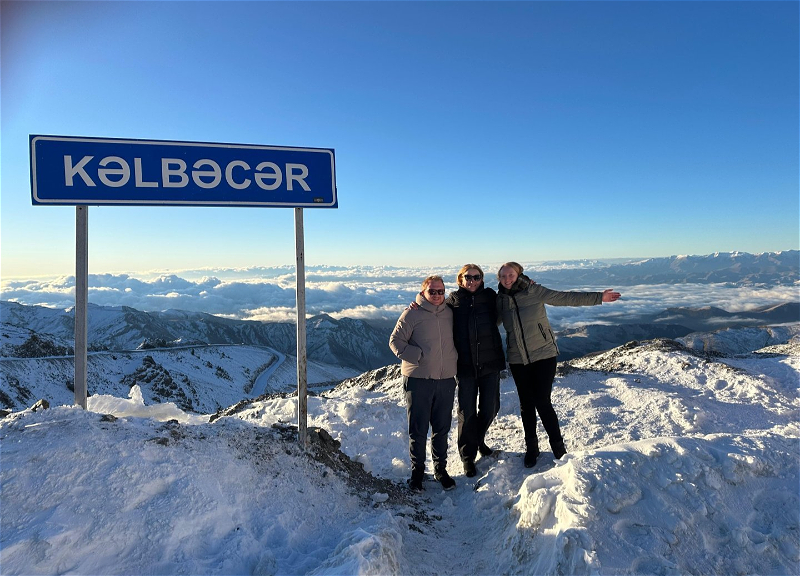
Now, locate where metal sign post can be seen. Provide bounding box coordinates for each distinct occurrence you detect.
[30,135,336,446]
[74,206,88,409]
[295,208,308,448]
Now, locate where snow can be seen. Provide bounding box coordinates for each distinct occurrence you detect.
[1,339,798,575]
[0,346,357,414]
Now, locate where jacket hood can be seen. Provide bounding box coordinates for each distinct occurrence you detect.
[415,291,448,313]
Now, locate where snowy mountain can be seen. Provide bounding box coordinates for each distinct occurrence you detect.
[0,345,357,414]
[555,323,693,360]
[553,303,800,360]
[534,250,799,285]
[1,328,797,575]
[645,302,800,331]
[0,301,397,373]
[678,324,800,356]
[3,295,798,413]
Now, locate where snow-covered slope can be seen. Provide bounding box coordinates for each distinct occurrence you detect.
[0,346,357,414]
[1,328,796,575]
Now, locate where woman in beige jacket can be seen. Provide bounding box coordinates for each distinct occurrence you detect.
[390,275,458,492]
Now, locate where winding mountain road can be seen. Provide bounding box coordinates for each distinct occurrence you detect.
[250,348,286,397]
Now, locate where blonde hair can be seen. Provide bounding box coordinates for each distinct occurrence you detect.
[497,261,524,279]
[456,263,484,287]
[421,275,445,292]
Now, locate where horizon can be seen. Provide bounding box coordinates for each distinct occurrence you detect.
[2,249,797,327]
[2,2,798,278]
[1,247,796,281]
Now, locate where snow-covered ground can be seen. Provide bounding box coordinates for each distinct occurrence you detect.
[1,336,798,575]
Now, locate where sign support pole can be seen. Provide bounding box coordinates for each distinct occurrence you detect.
[294,207,308,448]
[75,206,88,408]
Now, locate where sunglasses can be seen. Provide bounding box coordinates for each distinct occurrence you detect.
[427,289,446,296]
[464,274,482,282]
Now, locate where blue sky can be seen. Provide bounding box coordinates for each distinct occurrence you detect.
[2,1,798,279]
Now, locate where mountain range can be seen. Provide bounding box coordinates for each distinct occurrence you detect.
[0,301,397,372]
[1,296,798,414]
[532,250,798,285]
[555,302,800,360]
[2,249,798,413]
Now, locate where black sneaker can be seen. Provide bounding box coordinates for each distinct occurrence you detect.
[407,476,424,493]
[478,442,493,457]
[524,449,539,469]
[463,460,477,478]
[434,470,456,491]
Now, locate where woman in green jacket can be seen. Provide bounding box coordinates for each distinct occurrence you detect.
[497,261,620,467]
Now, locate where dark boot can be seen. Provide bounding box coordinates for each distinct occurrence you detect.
[552,440,567,460]
[434,468,456,491]
[407,468,424,492]
[524,437,540,469]
[478,442,494,457]
[463,459,476,478]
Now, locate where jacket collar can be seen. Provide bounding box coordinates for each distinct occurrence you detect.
[498,274,531,295]
[416,291,448,313]
[456,284,483,297]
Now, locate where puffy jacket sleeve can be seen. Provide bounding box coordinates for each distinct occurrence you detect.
[389,310,422,363]
[534,284,603,307]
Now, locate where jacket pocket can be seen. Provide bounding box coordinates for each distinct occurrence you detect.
[538,323,548,341]
[549,328,559,355]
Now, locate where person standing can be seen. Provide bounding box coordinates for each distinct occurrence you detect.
[496,262,620,468]
[447,264,506,478]
[389,275,458,492]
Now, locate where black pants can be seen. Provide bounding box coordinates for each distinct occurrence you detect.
[403,376,456,476]
[456,371,501,462]
[509,357,561,452]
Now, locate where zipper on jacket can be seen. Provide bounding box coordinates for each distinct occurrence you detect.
[537,322,560,355]
[511,294,531,363]
[471,294,479,377]
[437,313,445,379]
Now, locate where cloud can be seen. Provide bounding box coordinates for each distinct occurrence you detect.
[545,283,799,328]
[0,267,433,322]
[2,267,797,329]
[327,304,410,322]
[240,307,299,323]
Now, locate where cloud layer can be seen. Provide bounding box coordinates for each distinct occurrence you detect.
[2,264,797,329]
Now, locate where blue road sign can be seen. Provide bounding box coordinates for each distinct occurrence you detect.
[30,135,337,208]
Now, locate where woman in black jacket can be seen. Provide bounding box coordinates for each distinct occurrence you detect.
[447,264,506,478]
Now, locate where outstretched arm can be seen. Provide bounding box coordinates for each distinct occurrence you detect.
[602,289,621,303]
